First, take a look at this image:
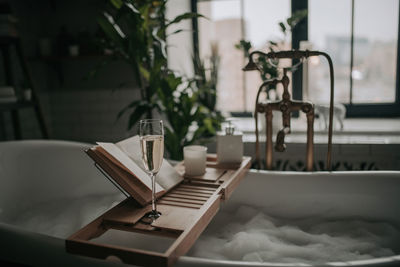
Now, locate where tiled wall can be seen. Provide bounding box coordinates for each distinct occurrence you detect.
[47,88,139,143]
[207,142,400,171]
[1,89,138,143]
[271,143,400,171]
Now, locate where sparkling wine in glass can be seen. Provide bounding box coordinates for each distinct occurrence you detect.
[139,119,164,221]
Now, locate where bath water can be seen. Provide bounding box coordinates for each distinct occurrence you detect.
[4,195,400,264]
[188,205,400,264]
[2,193,123,238]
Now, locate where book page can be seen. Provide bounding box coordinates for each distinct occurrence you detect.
[116,135,183,191]
[97,142,164,193]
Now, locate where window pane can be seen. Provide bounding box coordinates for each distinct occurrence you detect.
[243,0,290,111]
[308,0,352,104]
[244,0,290,48]
[198,0,290,113]
[198,0,244,112]
[352,0,398,103]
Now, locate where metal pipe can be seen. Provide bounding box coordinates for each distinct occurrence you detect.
[265,108,273,170]
[305,104,314,171]
[244,49,334,171]
[254,79,280,168]
[321,52,335,171]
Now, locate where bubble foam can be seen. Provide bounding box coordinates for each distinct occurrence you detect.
[188,205,400,264]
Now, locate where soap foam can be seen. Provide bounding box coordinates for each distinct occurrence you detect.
[7,193,123,238]
[188,205,400,264]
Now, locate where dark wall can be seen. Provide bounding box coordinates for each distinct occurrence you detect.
[9,0,137,91]
[1,0,140,142]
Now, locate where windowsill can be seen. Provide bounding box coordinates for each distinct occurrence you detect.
[231,117,400,144]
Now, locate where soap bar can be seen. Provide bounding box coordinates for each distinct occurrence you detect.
[216,132,243,164]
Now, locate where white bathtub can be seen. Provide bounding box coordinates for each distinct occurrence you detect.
[1,140,399,267]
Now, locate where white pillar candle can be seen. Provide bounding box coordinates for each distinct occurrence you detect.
[184,145,207,176]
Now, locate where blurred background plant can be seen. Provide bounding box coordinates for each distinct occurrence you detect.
[96,0,223,160]
[235,9,307,99]
[190,42,224,142]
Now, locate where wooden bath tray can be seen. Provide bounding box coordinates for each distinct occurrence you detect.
[66,155,251,267]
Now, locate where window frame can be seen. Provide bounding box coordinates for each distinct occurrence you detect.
[192,0,400,117]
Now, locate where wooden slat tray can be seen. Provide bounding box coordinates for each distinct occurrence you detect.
[66,155,251,267]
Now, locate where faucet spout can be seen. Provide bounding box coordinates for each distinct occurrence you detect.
[275,127,290,152]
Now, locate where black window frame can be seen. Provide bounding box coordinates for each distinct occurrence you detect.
[191,0,400,117]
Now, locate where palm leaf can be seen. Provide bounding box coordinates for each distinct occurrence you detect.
[111,0,123,9]
[98,13,126,49]
[117,100,141,119]
[128,104,149,129]
[165,12,205,27]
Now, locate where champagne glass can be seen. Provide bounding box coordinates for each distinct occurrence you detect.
[139,119,164,221]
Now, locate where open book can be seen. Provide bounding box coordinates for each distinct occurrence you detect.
[86,136,183,206]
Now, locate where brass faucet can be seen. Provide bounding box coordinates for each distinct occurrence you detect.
[243,50,335,171]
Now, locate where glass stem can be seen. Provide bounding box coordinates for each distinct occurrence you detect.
[151,173,157,213]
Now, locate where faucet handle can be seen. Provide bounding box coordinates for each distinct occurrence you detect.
[275,127,290,152]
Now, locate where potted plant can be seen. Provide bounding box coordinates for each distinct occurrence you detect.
[97,0,223,160]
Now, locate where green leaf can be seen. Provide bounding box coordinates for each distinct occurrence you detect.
[165,73,182,90]
[166,28,184,37]
[110,0,123,9]
[279,22,286,33]
[117,100,141,120]
[166,12,205,27]
[98,13,126,49]
[287,9,307,28]
[269,41,278,47]
[164,127,184,160]
[124,2,140,14]
[138,64,150,81]
[152,28,167,59]
[235,39,252,57]
[128,104,148,129]
[241,39,252,51]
